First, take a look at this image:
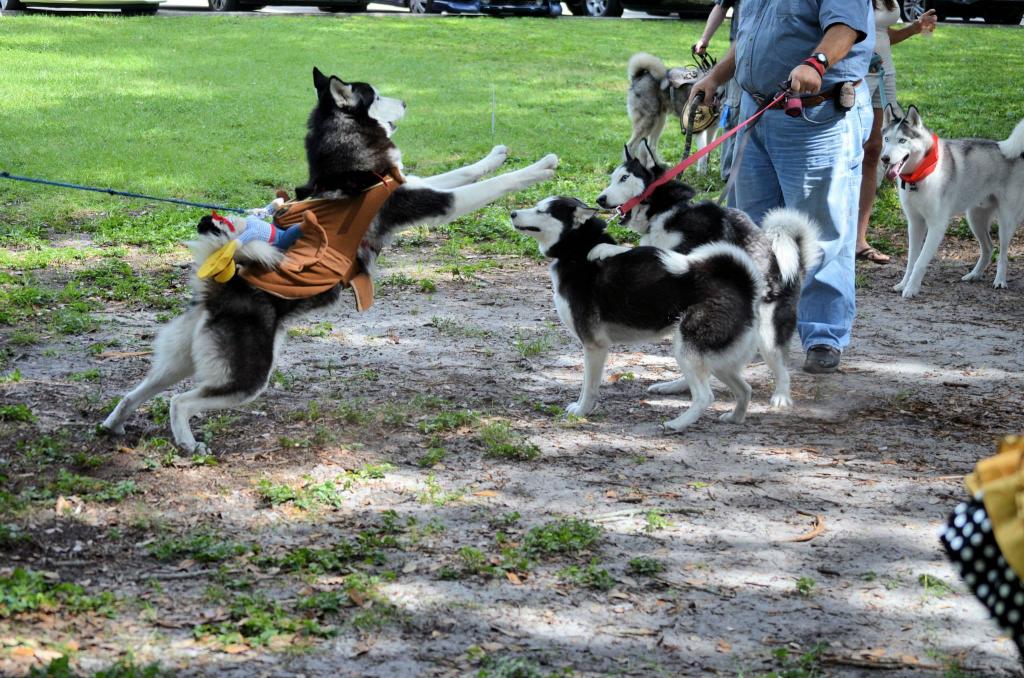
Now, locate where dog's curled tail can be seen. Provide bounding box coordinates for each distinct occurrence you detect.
[762,208,822,284]
[628,52,667,83]
[998,118,1024,160]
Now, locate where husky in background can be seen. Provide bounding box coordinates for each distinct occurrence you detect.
[101,67,558,454]
[880,105,1024,297]
[596,140,820,407]
[627,52,716,173]
[511,196,764,432]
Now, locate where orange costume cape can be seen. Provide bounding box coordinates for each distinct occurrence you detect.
[238,168,405,311]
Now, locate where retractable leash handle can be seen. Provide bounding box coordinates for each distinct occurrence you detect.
[778,79,804,118]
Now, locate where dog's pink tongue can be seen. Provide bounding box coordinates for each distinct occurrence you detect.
[885,164,899,181]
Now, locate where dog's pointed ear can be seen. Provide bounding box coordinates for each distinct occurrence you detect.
[623,144,633,162]
[636,138,656,169]
[329,76,355,108]
[573,204,600,228]
[882,103,895,128]
[905,105,922,128]
[313,67,329,92]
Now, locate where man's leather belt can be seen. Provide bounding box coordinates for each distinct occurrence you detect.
[751,80,862,109]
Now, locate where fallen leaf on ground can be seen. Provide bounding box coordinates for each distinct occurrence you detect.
[506,571,522,585]
[716,639,732,653]
[473,490,498,497]
[785,514,825,542]
[222,644,249,654]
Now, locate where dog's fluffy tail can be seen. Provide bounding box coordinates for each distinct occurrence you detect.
[761,208,822,284]
[998,118,1024,160]
[628,52,667,83]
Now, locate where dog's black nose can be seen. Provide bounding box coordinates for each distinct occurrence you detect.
[596,195,608,208]
[510,210,518,220]
[880,155,890,165]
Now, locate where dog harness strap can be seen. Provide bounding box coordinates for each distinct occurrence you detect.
[616,91,787,217]
[898,133,940,187]
[239,168,405,309]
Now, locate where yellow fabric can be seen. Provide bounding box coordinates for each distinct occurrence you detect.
[197,240,239,283]
[965,436,1024,579]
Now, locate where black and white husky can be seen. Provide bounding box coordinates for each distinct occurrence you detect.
[880,105,1024,297]
[511,196,764,432]
[100,67,558,453]
[596,141,820,407]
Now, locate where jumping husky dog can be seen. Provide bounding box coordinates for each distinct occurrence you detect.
[101,67,558,453]
[880,105,1024,297]
[596,140,820,407]
[511,196,764,432]
[627,52,716,172]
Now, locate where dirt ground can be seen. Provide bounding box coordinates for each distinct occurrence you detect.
[1,231,1023,677]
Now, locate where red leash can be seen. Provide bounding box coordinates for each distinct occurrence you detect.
[615,91,788,217]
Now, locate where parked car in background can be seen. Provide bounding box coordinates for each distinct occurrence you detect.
[563,0,710,17]
[408,0,560,15]
[902,0,1023,24]
[1,0,160,11]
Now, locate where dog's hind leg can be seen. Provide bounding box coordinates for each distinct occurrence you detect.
[417,145,509,190]
[992,207,1018,289]
[169,387,260,454]
[567,344,608,417]
[713,366,752,424]
[961,203,995,282]
[648,376,689,395]
[627,111,667,158]
[663,340,713,433]
[100,313,197,435]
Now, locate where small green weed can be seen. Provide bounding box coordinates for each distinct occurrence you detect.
[557,560,615,591]
[919,573,954,597]
[418,409,478,434]
[0,403,36,423]
[524,518,600,557]
[643,510,671,533]
[149,533,253,563]
[795,577,816,597]
[627,557,664,577]
[417,472,464,507]
[478,421,540,461]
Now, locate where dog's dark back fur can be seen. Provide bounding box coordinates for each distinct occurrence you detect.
[296,67,399,200]
[543,199,757,353]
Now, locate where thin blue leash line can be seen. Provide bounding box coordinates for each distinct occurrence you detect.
[0,170,247,215]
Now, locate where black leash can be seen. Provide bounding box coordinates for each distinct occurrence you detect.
[683,91,703,161]
[0,170,247,215]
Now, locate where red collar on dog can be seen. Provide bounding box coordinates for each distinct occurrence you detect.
[899,133,940,187]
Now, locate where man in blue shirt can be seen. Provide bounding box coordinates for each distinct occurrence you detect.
[691,1,874,375]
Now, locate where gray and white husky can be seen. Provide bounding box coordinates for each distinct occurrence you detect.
[627,52,715,172]
[596,141,820,408]
[512,196,764,432]
[101,67,558,453]
[880,104,1024,297]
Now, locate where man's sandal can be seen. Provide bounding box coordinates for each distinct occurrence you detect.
[856,246,890,264]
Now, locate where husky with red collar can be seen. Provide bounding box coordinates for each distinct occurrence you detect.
[100,67,558,454]
[881,105,1024,298]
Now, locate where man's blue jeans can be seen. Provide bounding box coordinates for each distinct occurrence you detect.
[734,84,872,352]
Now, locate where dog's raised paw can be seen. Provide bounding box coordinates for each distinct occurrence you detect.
[961,271,982,282]
[891,281,906,292]
[537,154,559,170]
[488,145,509,162]
[98,421,125,436]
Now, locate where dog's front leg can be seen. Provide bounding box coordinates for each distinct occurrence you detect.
[993,210,1016,289]
[893,212,926,293]
[901,219,948,298]
[416,145,509,190]
[566,344,608,417]
[445,154,558,220]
